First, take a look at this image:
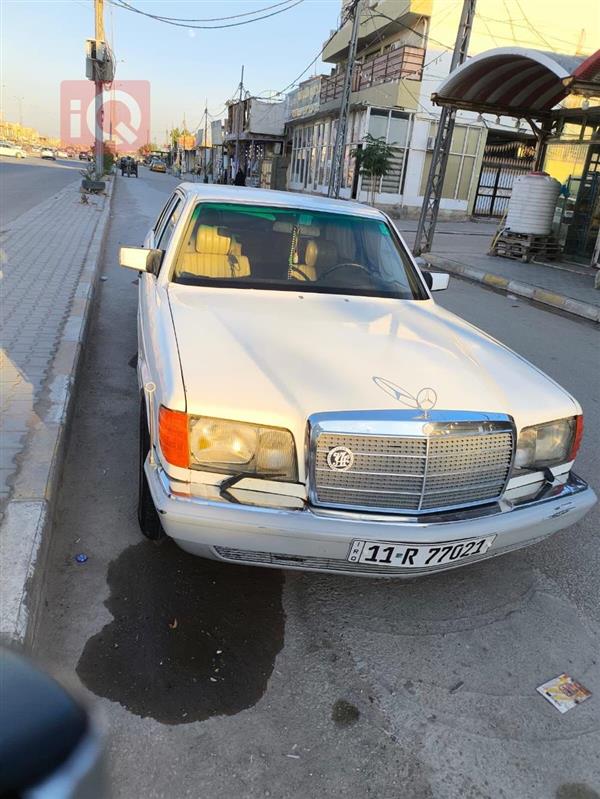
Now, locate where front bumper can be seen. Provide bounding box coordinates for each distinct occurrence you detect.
[146,462,596,577]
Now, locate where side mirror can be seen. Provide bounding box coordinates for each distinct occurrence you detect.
[423,271,450,292]
[0,648,105,797]
[119,246,163,274]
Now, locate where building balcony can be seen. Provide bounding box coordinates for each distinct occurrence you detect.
[319,46,426,104]
[323,0,432,63]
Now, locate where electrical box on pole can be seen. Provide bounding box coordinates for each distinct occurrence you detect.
[328,0,361,199]
[413,0,477,256]
[85,39,115,82]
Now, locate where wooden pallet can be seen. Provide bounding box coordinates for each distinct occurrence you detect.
[489,229,562,263]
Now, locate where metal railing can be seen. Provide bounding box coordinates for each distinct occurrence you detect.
[320,46,425,104]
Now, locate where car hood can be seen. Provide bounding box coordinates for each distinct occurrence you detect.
[167,285,577,443]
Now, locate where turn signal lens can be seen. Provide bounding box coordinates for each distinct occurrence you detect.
[158,406,189,468]
[568,414,584,461]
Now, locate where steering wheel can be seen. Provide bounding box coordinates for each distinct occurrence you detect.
[288,265,312,282]
[315,262,372,283]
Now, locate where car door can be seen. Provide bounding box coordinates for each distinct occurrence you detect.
[138,193,184,393]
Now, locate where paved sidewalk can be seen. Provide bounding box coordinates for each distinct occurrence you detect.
[395,220,600,322]
[0,178,114,645]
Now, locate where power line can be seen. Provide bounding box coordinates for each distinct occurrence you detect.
[128,0,298,23]
[251,0,364,100]
[513,0,559,52]
[110,0,304,29]
[476,13,583,51]
[253,29,341,99]
[476,13,501,47]
[367,9,456,52]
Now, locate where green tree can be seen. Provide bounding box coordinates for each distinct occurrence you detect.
[352,133,395,205]
[138,142,159,157]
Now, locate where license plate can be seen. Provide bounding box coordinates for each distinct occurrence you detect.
[347,535,496,569]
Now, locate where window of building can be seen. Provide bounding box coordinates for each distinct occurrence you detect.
[360,109,412,195]
[419,123,483,200]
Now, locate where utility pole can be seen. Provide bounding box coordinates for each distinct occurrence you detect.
[328,0,361,198]
[203,98,208,179]
[13,96,24,127]
[94,0,105,179]
[234,65,244,176]
[413,0,476,256]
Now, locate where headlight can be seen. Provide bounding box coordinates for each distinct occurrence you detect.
[189,416,297,481]
[514,416,582,471]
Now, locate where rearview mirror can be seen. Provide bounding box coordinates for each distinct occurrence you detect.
[119,246,163,274]
[423,271,450,292]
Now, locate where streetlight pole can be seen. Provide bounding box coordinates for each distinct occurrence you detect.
[94,0,105,179]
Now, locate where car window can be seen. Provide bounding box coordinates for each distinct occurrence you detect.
[153,193,178,236]
[171,202,427,301]
[156,198,183,251]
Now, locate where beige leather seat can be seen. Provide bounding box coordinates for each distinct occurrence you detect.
[179,225,250,278]
[295,239,338,281]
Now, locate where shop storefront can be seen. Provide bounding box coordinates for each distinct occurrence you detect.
[431,46,600,267]
[544,111,600,264]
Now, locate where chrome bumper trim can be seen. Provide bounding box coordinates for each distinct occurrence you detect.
[155,465,590,526]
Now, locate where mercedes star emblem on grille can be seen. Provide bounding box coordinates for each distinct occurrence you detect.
[416,387,437,411]
[372,377,438,418]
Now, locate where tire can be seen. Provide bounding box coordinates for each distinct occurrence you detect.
[138,397,165,540]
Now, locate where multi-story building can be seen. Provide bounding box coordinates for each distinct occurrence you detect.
[287,0,432,208]
[284,0,556,217]
[223,97,286,187]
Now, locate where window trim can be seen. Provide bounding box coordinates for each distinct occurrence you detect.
[156,196,183,251]
[153,192,178,237]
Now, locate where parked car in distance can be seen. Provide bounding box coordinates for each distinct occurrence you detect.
[41,148,56,160]
[56,149,68,158]
[149,158,167,173]
[120,184,596,578]
[78,151,90,161]
[0,140,26,158]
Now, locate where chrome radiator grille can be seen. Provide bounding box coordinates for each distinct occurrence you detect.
[312,421,514,514]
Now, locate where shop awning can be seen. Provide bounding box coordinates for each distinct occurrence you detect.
[432,47,600,119]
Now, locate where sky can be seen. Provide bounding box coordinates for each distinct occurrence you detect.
[1,0,598,146]
[0,0,341,143]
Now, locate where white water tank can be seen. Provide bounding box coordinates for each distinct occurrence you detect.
[506,172,561,235]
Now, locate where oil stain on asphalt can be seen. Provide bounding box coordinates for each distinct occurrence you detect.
[77,540,285,724]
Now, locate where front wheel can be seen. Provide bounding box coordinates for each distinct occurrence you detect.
[138,397,165,540]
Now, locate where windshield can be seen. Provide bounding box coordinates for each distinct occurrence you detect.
[172,202,427,300]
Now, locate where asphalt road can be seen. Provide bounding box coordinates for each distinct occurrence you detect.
[34,169,600,799]
[0,155,84,228]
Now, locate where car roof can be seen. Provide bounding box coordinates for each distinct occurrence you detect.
[177,183,385,220]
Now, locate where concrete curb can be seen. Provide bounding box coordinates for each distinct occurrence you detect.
[0,179,116,649]
[424,253,600,324]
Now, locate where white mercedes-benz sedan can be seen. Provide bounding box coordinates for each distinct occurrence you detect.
[119,184,596,577]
